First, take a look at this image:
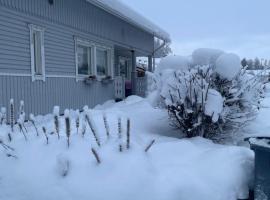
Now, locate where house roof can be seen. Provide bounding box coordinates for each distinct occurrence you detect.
[86,0,171,43]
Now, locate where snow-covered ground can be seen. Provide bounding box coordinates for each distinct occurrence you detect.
[0,94,258,200]
[242,84,270,138]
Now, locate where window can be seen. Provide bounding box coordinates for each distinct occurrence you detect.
[29,24,45,81]
[96,48,108,77]
[75,37,113,81]
[77,45,92,75]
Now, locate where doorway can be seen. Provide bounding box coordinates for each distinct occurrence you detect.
[119,56,132,97]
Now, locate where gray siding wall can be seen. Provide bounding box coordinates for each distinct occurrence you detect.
[0,1,154,115]
[0,76,114,115]
[0,0,154,55]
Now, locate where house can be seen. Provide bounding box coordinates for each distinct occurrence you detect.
[0,0,170,115]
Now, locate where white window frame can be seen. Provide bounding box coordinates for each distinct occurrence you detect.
[95,45,113,80]
[29,24,45,82]
[75,38,95,81]
[74,37,114,82]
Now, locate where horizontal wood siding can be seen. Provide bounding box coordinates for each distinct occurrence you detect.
[0,76,114,116]
[0,1,153,115]
[0,0,154,54]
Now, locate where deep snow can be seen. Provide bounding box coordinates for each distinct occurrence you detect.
[0,95,256,200]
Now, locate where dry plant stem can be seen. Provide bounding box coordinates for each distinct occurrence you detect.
[81,123,86,137]
[23,124,28,133]
[103,114,110,138]
[42,127,49,145]
[54,116,60,139]
[19,124,27,141]
[30,121,39,136]
[119,144,122,152]
[0,140,14,151]
[6,153,18,159]
[126,119,130,149]
[145,140,155,153]
[118,117,122,152]
[91,148,101,164]
[118,117,122,139]
[10,102,14,133]
[85,114,101,147]
[76,117,79,134]
[65,117,71,148]
[8,133,12,142]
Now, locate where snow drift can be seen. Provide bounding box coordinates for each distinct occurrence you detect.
[0,97,254,200]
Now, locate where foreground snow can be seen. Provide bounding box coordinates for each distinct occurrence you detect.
[0,96,254,200]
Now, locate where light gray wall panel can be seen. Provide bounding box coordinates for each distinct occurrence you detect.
[0,0,154,54]
[0,76,114,116]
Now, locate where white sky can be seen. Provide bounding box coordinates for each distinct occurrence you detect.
[123,0,270,59]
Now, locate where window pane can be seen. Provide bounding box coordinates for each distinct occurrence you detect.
[33,31,43,75]
[96,49,108,76]
[77,45,90,75]
[119,57,130,80]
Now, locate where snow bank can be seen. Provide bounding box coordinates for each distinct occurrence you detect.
[215,53,241,80]
[0,97,254,200]
[192,48,224,66]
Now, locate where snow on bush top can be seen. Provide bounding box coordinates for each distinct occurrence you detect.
[192,48,224,66]
[215,53,241,80]
[156,55,190,74]
[204,89,224,123]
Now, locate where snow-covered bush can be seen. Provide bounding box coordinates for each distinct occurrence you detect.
[154,49,265,140]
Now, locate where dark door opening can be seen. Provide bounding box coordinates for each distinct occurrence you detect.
[119,56,132,97]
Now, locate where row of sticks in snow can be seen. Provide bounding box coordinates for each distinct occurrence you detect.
[0,99,156,163]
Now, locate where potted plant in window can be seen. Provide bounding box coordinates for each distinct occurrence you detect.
[101,75,112,84]
[84,75,97,85]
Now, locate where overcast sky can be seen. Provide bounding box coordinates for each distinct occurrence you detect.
[123,0,270,59]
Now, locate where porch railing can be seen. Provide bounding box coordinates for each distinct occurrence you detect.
[114,76,147,99]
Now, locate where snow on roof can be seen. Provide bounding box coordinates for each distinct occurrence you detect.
[86,0,171,42]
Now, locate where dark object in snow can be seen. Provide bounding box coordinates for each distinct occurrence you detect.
[29,114,39,136]
[18,123,27,141]
[118,117,123,152]
[65,110,71,148]
[85,114,101,147]
[91,148,101,164]
[126,118,130,149]
[103,114,110,138]
[118,117,122,139]
[6,153,17,159]
[42,127,49,145]
[54,115,60,139]
[119,144,123,152]
[57,155,70,177]
[249,137,270,200]
[145,140,155,153]
[9,99,14,133]
[0,139,14,151]
[75,111,80,135]
[8,133,12,142]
